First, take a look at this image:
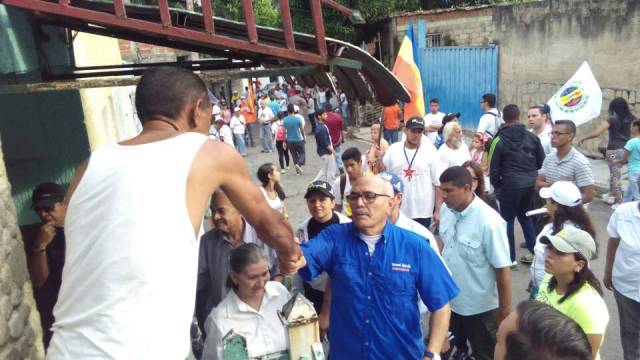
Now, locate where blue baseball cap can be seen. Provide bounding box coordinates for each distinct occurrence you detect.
[377,172,403,194]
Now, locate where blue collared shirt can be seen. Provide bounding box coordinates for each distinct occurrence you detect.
[440,196,512,316]
[299,222,459,359]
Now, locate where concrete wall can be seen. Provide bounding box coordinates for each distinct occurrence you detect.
[0,135,43,359]
[389,0,640,152]
[494,0,640,151]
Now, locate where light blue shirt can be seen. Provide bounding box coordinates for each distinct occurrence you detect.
[625,138,640,174]
[440,196,511,316]
[283,115,304,142]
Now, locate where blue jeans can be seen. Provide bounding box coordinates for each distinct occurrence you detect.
[383,129,399,144]
[623,172,640,202]
[244,122,256,147]
[259,124,274,151]
[497,187,537,262]
[233,133,247,156]
[341,103,349,124]
[334,145,343,170]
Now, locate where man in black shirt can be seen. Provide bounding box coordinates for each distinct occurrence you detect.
[27,182,67,348]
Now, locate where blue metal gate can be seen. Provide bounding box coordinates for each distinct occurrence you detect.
[420,46,498,130]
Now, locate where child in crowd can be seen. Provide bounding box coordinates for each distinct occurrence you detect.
[364,123,389,174]
[615,119,640,202]
[470,132,491,192]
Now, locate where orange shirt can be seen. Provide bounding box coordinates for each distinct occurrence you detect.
[240,101,256,123]
[383,104,401,130]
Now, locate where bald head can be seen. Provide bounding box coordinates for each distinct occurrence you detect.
[349,176,394,236]
[352,176,394,197]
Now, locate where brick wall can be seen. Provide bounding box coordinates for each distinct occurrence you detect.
[118,40,188,63]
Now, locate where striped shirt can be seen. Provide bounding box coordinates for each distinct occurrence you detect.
[540,147,594,187]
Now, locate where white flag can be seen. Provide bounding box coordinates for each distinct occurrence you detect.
[548,62,602,126]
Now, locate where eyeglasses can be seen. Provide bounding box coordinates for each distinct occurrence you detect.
[551,131,570,137]
[346,191,391,203]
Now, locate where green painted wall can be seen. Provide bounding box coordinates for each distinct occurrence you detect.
[0,5,90,225]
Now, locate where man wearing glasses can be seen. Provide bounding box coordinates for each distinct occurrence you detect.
[381,116,444,229]
[298,176,459,360]
[27,182,67,348]
[535,120,595,204]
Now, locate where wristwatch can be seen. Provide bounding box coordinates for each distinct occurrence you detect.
[423,351,441,360]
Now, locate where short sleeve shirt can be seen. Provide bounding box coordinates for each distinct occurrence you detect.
[424,112,445,144]
[536,274,609,335]
[624,138,640,174]
[299,222,459,359]
[383,141,443,218]
[383,104,401,130]
[440,196,511,315]
[540,147,594,188]
[283,115,304,142]
[606,201,640,302]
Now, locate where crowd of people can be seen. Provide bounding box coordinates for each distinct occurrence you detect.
[21,67,640,360]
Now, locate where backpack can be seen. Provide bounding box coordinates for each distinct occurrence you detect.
[483,110,504,138]
[340,174,347,200]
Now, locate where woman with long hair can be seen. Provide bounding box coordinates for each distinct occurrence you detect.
[530,181,596,298]
[463,160,498,212]
[257,163,287,218]
[580,97,637,206]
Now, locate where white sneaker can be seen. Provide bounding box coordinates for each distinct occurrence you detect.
[601,194,615,205]
[611,204,619,210]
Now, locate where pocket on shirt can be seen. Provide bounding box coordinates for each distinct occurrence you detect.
[459,236,484,266]
[332,260,363,290]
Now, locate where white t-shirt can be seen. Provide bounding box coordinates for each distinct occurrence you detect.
[532,124,553,155]
[212,104,221,116]
[258,107,275,125]
[424,112,445,144]
[333,175,352,216]
[607,201,640,302]
[383,141,443,219]
[319,91,327,104]
[339,93,348,105]
[203,282,291,360]
[438,142,471,169]
[217,125,234,146]
[260,187,284,214]
[359,233,381,253]
[477,108,503,136]
[306,98,315,114]
[230,115,246,135]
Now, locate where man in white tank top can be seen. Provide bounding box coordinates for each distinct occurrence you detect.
[46,67,300,359]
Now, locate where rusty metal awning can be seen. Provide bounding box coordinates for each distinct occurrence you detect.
[0,0,409,106]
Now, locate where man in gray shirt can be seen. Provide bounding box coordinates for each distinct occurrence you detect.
[195,190,277,334]
[536,120,594,204]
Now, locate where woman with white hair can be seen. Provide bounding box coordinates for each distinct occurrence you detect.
[438,121,470,168]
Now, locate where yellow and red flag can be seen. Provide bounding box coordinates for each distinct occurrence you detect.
[392,23,425,120]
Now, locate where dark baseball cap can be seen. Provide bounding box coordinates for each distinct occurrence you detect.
[31,182,65,210]
[442,112,461,123]
[304,180,334,199]
[405,116,425,129]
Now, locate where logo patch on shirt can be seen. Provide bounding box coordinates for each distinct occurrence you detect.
[391,263,411,272]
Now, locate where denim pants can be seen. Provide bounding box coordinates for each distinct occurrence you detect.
[244,122,255,147]
[623,172,640,202]
[341,103,349,124]
[497,187,537,261]
[607,149,626,204]
[334,145,344,170]
[614,289,640,360]
[233,133,247,156]
[259,124,274,151]
[383,129,400,144]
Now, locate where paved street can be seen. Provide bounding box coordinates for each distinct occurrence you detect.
[240,126,621,359]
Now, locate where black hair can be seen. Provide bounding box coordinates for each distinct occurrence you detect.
[528,105,544,115]
[287,104,295,114]
[226,243,269,289]
[135,66,210,123]
[257,163,286,200]
[547,251,603,303]
[609,97,633,120]
[555,120,577,136]
[633,119,640,131]
[439,166,472,188]
[462,161,486,197]
[505,301,592,360]
[438,114,458,135]
[341,147,362,162]
[325,103,333,112]
[316,109,326,117]
[482,93,497,108]
[550,201,596,240]
[430,98,440,104]
[503,104,520,123]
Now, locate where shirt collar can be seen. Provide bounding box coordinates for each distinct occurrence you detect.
[450,195,478,219]
[557,147,577,163]
[349,221,392,245]
[228,283,278,314]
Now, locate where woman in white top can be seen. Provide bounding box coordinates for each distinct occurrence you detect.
[438,121,470,168]
[530,181,596,298]
[257,163,287,218]
[203,243,291,360]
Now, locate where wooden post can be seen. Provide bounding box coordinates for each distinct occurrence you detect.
[309,0,327,58]
[241,0,258,44]
[279,0,295,50]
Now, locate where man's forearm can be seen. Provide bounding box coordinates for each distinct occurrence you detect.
[29,252,50,288]
[604,237,620,275]
[495,267,512,313]
[426,303,451,354]
[253,210,295,253]
[434,187,443,214]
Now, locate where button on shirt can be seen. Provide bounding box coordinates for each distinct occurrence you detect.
[606,201,640,302]
[202,281,291,360]
[440,196,511,316]
[299,222,459,359]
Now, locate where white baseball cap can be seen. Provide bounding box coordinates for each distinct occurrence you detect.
[234,107,241,112]
[539,181,582,207]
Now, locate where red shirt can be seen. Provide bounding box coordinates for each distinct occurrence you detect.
[325,111,344,146]
[383,104,401,130]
